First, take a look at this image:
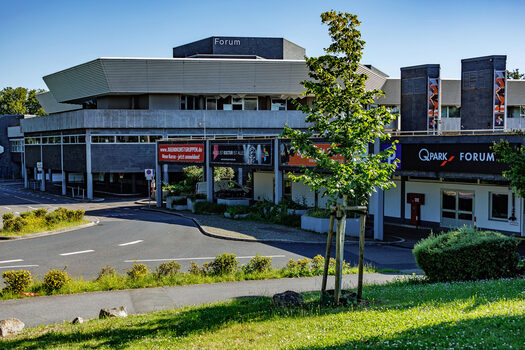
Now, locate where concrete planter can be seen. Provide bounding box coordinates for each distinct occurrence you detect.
[173,205,188,211]
[217,198,250,206]
[166,196,186,209]
[287,209,308,216]
[301,215,360,237]
[187,198,206,213]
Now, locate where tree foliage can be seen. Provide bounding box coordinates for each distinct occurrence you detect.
[506,69,524,80]
[492,140,525,198]
[281,11,397,206]
[0,87,46,116]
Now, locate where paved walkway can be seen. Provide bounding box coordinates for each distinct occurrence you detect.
[0,273,403,327]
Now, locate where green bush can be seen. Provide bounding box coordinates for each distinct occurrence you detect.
[243,255,272,274]
[20,211,34,219]
[43,269,70,292]
[2,213,14,221]
[155,261,181,278]
[2,270,32,293]
[188,261,201,275]
[413,226,521,282]
[194,201,227,214]
[34,208,48,218]
[11,217,27,232]
[209,254,238,275]
[126,263,150,279]
[96,265,117,280]
[226,205,250,216]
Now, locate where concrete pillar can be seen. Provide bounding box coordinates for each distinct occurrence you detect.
[155,145,162,207]
[62,171,67,196]
[85,130,93,200]
[61,132,66,195]
[237,168,243,185]
[162,164,169,184]
[24,167,28,189]
[373,139,384,240]
[48,168,52,182]
[40,135,45,191]
[274,138,282,204]
[206,139,213,203]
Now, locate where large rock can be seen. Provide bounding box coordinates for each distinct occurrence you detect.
[272,290,303,307]
[99,306,128,319]
[0,318,25,337]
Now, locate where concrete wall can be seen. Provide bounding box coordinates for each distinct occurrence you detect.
[254,171,273,201]
[0,115,23,178]
[97,96,132,109]
[91,144,156,173]
[149,94,181,110]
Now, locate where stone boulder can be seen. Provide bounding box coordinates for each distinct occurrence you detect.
[72,317,84,324]
[0,318,25,337]
[272,290,303,307]
[99,306,128,319]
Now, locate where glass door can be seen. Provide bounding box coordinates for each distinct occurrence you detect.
[441,190,474,228]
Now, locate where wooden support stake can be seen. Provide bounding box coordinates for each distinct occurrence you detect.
[321,205,337,294]
[357,212,366,302]
[334,196,348,305]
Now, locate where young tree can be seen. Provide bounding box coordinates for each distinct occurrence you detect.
[282,11,397,303]
[492,140,525,198]
[507,69,524,80]
[0,87,46,116]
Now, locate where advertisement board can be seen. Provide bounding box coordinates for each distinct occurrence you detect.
[210,141,272,166]
[400,143,509,174]
[494,70,506,128]
[428,78,440,130]
[279,142,344,167]
[158,144,205,163]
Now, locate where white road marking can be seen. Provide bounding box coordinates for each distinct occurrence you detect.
[0,265,39,269]
[13,196,42,205]
[118,240,144,246]
[124,255,286,263]
[60,250,94,256]
[0,259,24,264]
[3,206,11,210]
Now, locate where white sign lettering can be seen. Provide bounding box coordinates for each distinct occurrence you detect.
[214,38,241,46]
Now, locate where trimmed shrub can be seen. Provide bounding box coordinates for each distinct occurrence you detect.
[43,269,70,292]
[34,208,48,218]
[188,261,201,275]
[2,270,32,293]
[155,261,181,278]
[194,201,227,214]
[12,217,27,232]
[126,263,150,279]
[209,253,238,275]
[243,254,272,274]
[97,265,117,280]
[20,211,34,219]
[2,213,14,221]
[413,226,521,282]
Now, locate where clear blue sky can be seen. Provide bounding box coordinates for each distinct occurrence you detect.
[1,0,524,90]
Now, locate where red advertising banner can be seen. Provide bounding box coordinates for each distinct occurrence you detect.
[494,70,506,128]
[280,142,344,167]
[428,78,440,130]
[158,144,204,163]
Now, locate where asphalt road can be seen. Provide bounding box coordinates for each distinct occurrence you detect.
[0,181,418,280]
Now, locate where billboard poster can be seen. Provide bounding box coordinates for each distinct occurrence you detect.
[211,141,272,166]
[279,142,344,167]
[494,70,506,128]
[158,144,204,163]
[428,78,440,131]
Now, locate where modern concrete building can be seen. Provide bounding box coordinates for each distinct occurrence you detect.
[16,37,525,237]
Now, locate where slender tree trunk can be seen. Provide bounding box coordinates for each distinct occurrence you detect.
[357,212,366,302]
[321,205,336,294]
[334,196,348,305]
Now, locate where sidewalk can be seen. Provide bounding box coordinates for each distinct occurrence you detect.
[0,273,403,327]
[143,206,405,245]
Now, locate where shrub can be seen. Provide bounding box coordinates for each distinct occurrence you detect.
[413,226,521,282]
[12,217,27,232]
[34,208,48,218]
[155,261,181,278]
[20,211,34,219]
[2,270,32,293]
[194,201,227,214]
[243,255,272,274]
[43,269,70,292]
[2,213,14,221]
[208,253,238,275]
[226,205,250,216]
[126,263,150,279]
[188,261,201,275]
[311,254,325,274]
[97,265,117,280]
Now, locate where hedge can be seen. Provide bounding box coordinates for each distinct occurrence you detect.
[413,226,520,282]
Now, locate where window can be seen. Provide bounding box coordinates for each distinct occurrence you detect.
[206,98,217,110]
[48,136,61,144]
[139,135,162,143]
[25,137,40,145]
[244,97,258,110]
[489,193,508,220]
[271,99,286,111]
[116,135,139,143]
[181,95,198,110]
[91,136,115,143]
[507,106,525,118]
[10,140,23,153]
[232,98,243,110]
[441,106,460,118]
[62,135,85,144]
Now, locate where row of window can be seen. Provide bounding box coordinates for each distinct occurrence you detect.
[25,135,164,145]
[181,96,288,111]
[25,135,86,145]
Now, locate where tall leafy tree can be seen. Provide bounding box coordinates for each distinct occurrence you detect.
[282,11,397,303]
[493,141,525,198]
[0,87,46,116]
[506,69,524,80]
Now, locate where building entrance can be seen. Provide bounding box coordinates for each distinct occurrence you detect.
[441,190,474,228]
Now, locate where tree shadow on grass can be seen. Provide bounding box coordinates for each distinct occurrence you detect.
[295,314,525,349]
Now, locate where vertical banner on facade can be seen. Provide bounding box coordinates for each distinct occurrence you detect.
[494,70,506,129]
[427,78,440,131]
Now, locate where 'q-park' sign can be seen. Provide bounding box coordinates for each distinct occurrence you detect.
[158,144,205,163]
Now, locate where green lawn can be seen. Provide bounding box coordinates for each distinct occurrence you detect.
[1,278,523,349]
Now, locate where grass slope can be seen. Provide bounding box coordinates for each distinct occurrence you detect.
[1,278,524,349]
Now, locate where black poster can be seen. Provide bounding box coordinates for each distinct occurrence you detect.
[401,143,509,174]
[210,142,272,166]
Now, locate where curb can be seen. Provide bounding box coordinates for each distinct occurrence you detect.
[141,207,406,246]
[0,219,100,241]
